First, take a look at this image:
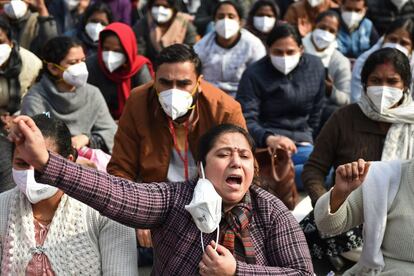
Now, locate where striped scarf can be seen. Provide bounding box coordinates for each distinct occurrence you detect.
[221,192,256,264]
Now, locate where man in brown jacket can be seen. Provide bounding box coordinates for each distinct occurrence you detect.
[107,44,246,252]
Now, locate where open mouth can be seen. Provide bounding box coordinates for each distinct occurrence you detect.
[226,175,242,185]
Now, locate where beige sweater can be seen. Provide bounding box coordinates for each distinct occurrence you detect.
[0,46,42,112]
[0,188,138,275]
[315,161,414,275]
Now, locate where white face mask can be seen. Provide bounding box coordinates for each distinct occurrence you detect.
[13,169,59,204]
[62,62,89,88]
[102,51,126,73]
[85,22,104,42]
[366,86,404,114]
[151,6,173,24]
[185,163,222,252]
[253,16,276,34]
[0,43,12,67]
[312,28,336,49]
[307,0,324,7]
[382,42,410,57]
[158,87,195,120]
[270,53,301,75]
[4,0,28,20]
[390,0,409,10]
[215,18,240,39]
[341,11,364,30]
[64,0,79,11]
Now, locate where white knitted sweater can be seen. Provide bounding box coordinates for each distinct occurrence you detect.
[0,188,138,275]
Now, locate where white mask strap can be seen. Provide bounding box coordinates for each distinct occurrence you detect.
[200,225,220,253]
[200,161,206,179]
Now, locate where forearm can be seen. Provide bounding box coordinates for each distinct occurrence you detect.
[236,262,313,276]
[314,188,363,236]
[36,152,169,228]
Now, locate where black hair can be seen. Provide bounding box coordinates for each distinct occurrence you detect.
[31,114,75,159]
[147,0,179,11]
[41,36,83,80]
[384,18,414,44]
[0,18,12,41]
[197,124,256,165]
[81,2,113,28]
[315,10,340,25]
[154,44,202,76]
[247,0,280,26]
[342,0,367,6]
[266,22,302,47]
[361,48,411,89]
[213,0,244,20]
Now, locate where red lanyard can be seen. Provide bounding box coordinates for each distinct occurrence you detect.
[168,119,189,181]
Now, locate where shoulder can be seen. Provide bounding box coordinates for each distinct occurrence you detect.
[129,81,153,103]
[331,50,351,67]
[332,103,363,121]
[19,47,41,63]
[240,29,264,45]
[199,80,241,109]
[302,53,324,68]
[194,32,215,49]
[250,185,291,223]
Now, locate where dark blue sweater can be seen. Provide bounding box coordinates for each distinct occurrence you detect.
[236,54,325,147]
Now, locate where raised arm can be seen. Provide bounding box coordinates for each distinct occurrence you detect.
[8,115,177,229]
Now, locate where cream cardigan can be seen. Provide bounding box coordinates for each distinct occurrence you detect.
[0,188,138,275]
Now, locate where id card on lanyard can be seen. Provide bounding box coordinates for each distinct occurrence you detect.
[168,119,190,180]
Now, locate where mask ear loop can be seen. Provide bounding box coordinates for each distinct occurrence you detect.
[200,161,205,179]
[200,225,219,253]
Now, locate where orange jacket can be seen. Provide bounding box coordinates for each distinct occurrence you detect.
[107,80,247,182]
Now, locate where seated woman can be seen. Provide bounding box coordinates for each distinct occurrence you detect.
[0,0,57,56]
[302,10,351,130]
[86,22,153,120]
[351,18,414,102]
[65,2,113,56]
[236,23,325,190]
[0,19,42,115]
[133,0,198,63]
[194,1,266,97]
[10,121,314,275]
[21,36,117,153]
[315,158,414,274]
[0,114,137,275]
[302,48,414,270]
[244,0,280,45]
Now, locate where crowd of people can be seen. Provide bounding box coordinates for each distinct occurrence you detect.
[1,0,414,275]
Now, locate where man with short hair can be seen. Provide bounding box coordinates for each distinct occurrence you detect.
[107,43,246,253]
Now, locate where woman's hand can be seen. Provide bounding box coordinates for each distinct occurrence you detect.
[71,134,89,150]
[330,159,370,212]
[8,115,49,172]
[266,135,297,154]
[199,241,236,276]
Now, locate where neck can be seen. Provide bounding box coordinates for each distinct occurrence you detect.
[216,32,241,48]
[32,190,64,223]
[55,80,76,92]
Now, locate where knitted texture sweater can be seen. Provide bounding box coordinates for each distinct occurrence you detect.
[0,188,138,275]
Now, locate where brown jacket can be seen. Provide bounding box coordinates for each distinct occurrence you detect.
[107,80,247,182]
[284,0,338,36]
[302,104,389,205]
